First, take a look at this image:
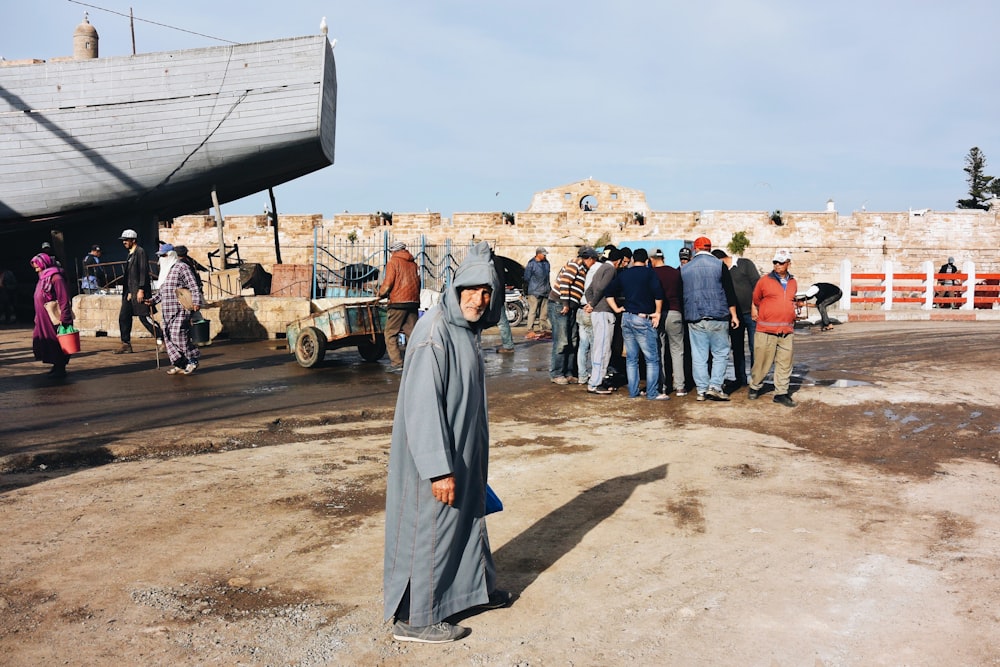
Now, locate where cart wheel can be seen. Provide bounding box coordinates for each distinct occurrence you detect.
[294,326,327,368]
[505,300,527,327]
[357,335,386,362]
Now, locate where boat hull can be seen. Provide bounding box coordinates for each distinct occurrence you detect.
[0,35,336,229]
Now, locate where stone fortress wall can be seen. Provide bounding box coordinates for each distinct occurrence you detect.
[162,178,999,287]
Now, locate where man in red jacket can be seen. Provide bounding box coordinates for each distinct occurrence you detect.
[379,241,422,371]
[748,249,798,407]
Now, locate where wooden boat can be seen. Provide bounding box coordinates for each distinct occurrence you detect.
[0,34,336,230]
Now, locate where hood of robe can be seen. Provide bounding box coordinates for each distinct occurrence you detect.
[442,241,502,332]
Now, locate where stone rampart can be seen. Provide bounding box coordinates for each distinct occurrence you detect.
[159,180,1000,287]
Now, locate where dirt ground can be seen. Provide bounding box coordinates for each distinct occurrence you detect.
[2,321,1000,666]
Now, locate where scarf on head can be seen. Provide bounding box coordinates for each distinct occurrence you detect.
[31,253,63,298]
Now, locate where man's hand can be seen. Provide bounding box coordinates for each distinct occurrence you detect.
[431,474,456,506]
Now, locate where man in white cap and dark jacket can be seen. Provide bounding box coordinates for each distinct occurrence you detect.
[113,229,162,354]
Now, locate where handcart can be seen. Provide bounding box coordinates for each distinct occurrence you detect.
[286,298,387,368]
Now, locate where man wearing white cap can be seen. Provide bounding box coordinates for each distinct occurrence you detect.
[113,229,162,354]
[748,249,798,407]
[378,241,421,370]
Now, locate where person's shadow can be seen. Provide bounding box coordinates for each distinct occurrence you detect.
[492,464,668,594]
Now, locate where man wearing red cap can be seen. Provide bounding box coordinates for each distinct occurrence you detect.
[680,237,739,401]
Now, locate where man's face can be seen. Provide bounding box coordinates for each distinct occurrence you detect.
[459,285,492,322]
[773,260,790,276]
[535,253,546,261]
[582,257,596,269]
[122,239,135,251]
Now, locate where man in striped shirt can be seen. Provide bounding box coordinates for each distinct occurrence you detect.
[548,247,599,384]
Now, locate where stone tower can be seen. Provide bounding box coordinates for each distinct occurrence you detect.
[73,14,99,60]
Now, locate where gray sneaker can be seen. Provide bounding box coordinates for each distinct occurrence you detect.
[392,620,469,643]
[705,387,730,401]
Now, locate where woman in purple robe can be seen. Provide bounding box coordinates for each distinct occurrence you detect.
[30,252,74,377]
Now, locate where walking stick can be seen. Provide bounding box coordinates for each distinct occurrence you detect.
[151,304,162,370]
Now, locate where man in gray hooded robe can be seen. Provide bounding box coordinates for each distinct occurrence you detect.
[383,241,512,643]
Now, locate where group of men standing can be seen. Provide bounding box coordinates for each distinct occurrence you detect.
[543,236,807,407]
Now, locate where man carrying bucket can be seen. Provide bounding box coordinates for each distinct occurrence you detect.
[147,245,205,375]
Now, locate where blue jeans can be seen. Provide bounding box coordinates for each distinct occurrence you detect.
[622,313,661,399]
[688,319,731,393]
[548,302,577,379]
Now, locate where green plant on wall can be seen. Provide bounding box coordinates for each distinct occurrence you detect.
[594,232,612,249]
[347,230,358,243]
[727,231,750,256]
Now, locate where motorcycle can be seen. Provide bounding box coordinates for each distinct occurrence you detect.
[504,286,528,327]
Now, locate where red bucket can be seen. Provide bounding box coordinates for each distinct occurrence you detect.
[58,331,81,355]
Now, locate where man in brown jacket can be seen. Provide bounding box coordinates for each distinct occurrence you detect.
[379,241,422,370]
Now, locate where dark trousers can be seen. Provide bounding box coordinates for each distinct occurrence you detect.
[729,310,755,385]
[119,295,161,343]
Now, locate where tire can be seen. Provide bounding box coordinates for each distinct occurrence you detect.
[294,326,327,368]
[505,300,526,327]
[357,335,386,362]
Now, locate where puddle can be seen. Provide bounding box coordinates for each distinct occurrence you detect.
[242,384,289,395]
[810,378,872,388]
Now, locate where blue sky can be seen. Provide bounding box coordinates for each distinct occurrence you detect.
[5,1,1000,217]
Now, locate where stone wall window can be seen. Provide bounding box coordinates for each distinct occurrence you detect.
[581,195,598,212]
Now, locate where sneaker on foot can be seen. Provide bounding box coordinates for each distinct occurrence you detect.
[773,394,797,407]
[112,343,133,355]
[650,393,670,401]
[747,387,761,400]
[167,366,184,375]
[696,392,706,401]
[705,387,730,402]
[551,376,569,385]
[565,376,579,384]
[392,620,469,643]
[182,362,198,375]
[587,385,613,395]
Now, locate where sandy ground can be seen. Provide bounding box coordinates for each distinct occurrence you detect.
[2,321,1000,666]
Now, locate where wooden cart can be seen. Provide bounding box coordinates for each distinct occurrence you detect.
[286,298,387,368]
